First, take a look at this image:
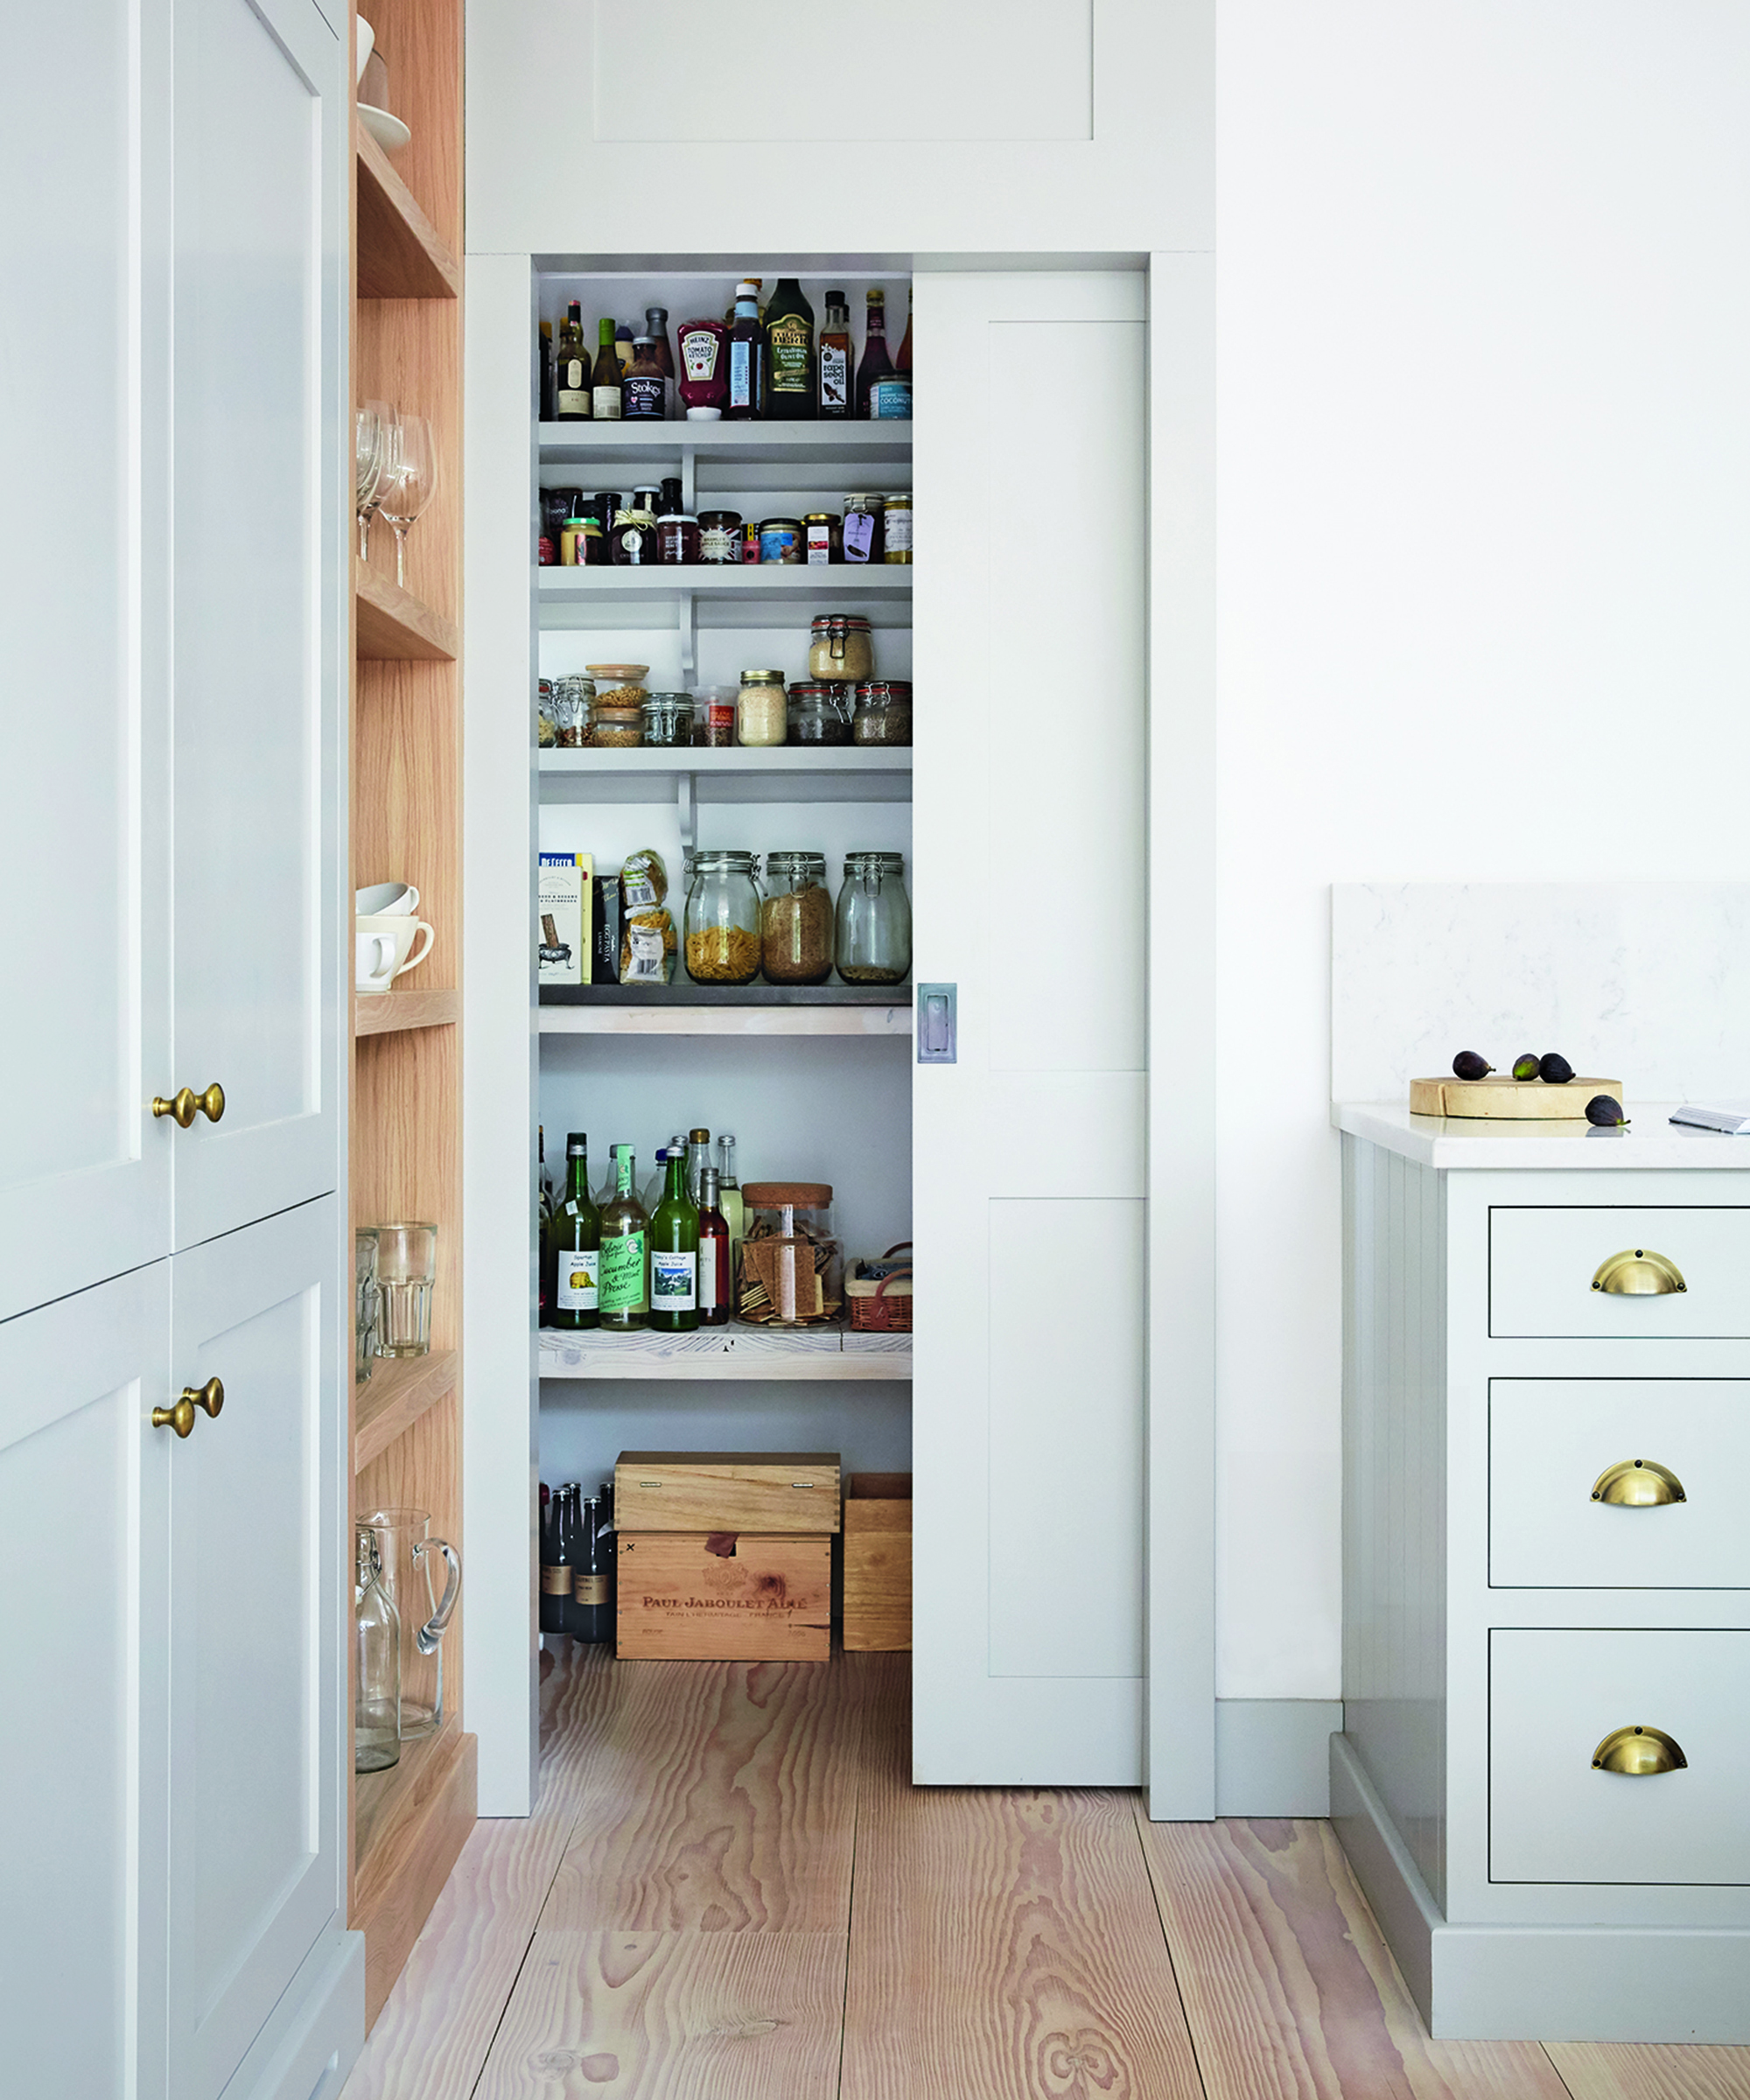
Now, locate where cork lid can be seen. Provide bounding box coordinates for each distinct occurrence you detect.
[743,1181,832,1208]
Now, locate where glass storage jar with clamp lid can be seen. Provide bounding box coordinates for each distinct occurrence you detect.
[683,849,762,984]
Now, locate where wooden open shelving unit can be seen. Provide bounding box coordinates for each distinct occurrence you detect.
[346,0,472,2034]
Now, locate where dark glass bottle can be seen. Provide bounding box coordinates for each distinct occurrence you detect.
[697,1166,731,1327]
[597,1480,618,1620]
[725,280,766,421]
[592,318,622,422]
[855,289,894,419]
[764,276,816,420]
[540,1482,574,1635]
[539,320,555,423]
[555,302,590,422]
[570,1494,612,1642]
[537,1125,555,1325]
[895,284,913,374]
[648,1147,699,1334]
[622,336,667,421]
[646,305,677,416]
[614,322,635,374]
[549,1132,602,1330]
[817,290,851,418]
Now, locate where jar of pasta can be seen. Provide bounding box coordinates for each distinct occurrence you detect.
[683,850,762,984]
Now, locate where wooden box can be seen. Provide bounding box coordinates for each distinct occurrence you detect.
[616,1533,830,1660]
[614,1450,842,1536]
[843,1474,913,1652]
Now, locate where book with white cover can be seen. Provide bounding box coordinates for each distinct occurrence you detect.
[1669,1101,1750,1135]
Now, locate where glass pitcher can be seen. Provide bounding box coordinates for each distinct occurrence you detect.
[354,1529,401,1773]
[357,1507,460,1741]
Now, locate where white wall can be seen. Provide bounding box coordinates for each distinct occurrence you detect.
[1215,1,1750,1695]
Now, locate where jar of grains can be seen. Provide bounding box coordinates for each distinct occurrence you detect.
[852,680,912,746]
[590,706,643,748]
[536,679,557,747]
[698,509,742,564]
[836,850,911,984]
[641,691,694,747]
[684,850,762,984]
[693,684,738,748]
[737,669,787,747]
[808,614,875,682]
[787,682,851,746]
[842,494,886,564]
[761,851,835,984]
[553,674,595,748]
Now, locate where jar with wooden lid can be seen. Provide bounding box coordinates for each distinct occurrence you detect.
[590,706,643,748]
[736,1182,843,1326]
[760,851,834,984]
[683,849,761,984]
[842,494,886,565]
[808,614,874,682]
[736,669,787,747]
[836,850,911,984]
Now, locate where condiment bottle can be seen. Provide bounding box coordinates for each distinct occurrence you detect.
[677,318,728,419]
[764,277,816,421]
[621,336,667,420]
[854,289,894,419]
[645,305,677,416]
[725,280,766,421]
[817,290,851,418]
[591,318,622,421]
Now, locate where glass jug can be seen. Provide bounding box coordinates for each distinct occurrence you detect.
[357,1507,460,1740]
[354,1529,401,1773]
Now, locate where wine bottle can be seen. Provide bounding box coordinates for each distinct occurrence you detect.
[571,1494,611,1642]
[592,318,623,422]
[725,280,766,421]
[550,1131,602,1331]
[697,1166,732,1327]
[539,320,555,423]
[555,302,591,422]
[685,1126,711,1208]
[764,276,816,420]
[598,1144,648,1331]
[715,1133,746,1248]
[540,1482,574,1635]
[895,284,913,375]
[855,289,894,418]
[648,1146,699,1334]
[537,1126,555,1326]
[817,290,851,418]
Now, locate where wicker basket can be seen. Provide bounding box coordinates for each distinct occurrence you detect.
[848,1242,913,1333]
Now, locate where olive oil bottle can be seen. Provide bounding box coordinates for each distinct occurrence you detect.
[764,277,816,420]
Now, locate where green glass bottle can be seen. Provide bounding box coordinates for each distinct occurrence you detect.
[549,1131,602,1331]
[648,1145,699,1334]
[598,1144,648,1332]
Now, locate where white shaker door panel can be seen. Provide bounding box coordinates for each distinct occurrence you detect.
[169,0,342,1249]
[0,0,172,1319]
[0,1264,172,2100]
[912,272,1147,1784]
[167,1196,340,2100]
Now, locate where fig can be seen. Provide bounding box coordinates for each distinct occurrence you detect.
[1540,1052,1575,1085]
[1452,1051,1493,1082]
[1511,1053,1540,1082]
[1586,1095,1628,1127]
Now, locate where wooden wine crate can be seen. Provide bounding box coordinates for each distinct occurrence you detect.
[616,1533,831,1660]
[843,1474,913,1653]
[614,1450,842,1535]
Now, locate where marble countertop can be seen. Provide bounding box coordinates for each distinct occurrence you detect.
[1334,1101,1750,1170]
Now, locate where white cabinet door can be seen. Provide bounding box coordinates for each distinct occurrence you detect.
[0,1264,172,2100]
[0,0,172,1320]
[166,1197,340,2100]
[912,273,1148,1783]
[170,0,343,1250]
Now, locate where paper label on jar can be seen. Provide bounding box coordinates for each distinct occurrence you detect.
[623,375,665,419]
[557,1247,598,1312]
[806,526,833,564]
[593,386,622,420]
[885,508,912,554]
[701,527,736,562]
[844,512,875,563]
[650,1250,696,1309]
[599,1231,646,1312]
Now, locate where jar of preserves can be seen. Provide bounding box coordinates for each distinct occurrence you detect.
[698,509,742,564]
[842,494,886,565]
[553,674,595,748]
[609,504,659,565]
[536,678,556,747]
[787,682,850,746]
[836,850,911,984]
[657,514,700,565]
[759,516,802,564]
[761,851,834,984]
[693,684,737,748]
[808,614,875,682]
[736,669,787,747]
[736,1182,843,1326]
[803,512,840,565]
[642,692,694,747]
[852,680,912,746]
[683,849,762,984]
[883,494,912,564]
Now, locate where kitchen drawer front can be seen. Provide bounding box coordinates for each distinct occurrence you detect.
[1490,1380,1750,1587]
[1490,1629,1750,1883]
[1489,1207,1750,1339]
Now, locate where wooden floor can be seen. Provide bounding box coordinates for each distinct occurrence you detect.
[342,1647,1750,2100]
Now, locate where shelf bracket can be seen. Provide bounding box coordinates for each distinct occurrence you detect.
[678,588,696,676]
[677,771,696,853]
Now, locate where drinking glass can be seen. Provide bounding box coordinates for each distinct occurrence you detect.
[354,397,391,561]
[380,414,438,589]
[374,1221,438,1356]
[354,1227,380,1385]
[357,1508,461,1740]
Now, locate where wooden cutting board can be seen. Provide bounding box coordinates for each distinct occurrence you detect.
[1409,1074,1624,1119]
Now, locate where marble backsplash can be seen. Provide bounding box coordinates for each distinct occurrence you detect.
[1331,883,1750,1102]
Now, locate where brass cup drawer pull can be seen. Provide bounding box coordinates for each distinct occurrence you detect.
[1592,1725,1687,1775]
[150,1376,225,1439]
[1591,1459,1686,1506]
[152,1082,226,1128]
[1591,1247,1685,1295]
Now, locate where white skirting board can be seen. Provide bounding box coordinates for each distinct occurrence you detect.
[1331,1733,1750,2044]
[216,1929,365,2100]
[1213,1699,1344,1816]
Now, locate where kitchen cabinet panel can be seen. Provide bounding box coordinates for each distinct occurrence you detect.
[1490,1206,1750,1340]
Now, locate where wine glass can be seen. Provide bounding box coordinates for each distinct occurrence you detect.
[355,398,391,561]
[379,414,438,590]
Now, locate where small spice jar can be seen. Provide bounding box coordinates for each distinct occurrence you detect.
[590,706,643,748]
[641,692,695,747]
[736,669,787,747]
[736,1182,843,1326]
[683,849,762,984]
[761,851,835,984]
[552,674,595,748]
[787,682,851,746]
[657,514,700,565]
[803,513,841,565]
[693,685,737,748]
[536,678,557,747]
[852,680,912,746]
[808,615,875,683]
[836,850,911,984]
[759,516,803,564]
[698,510,742,564]
[842,494,886,565]
[883,494,912,564]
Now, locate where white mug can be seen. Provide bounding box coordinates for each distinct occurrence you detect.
[356,880,419,918]
[356,913,435,993]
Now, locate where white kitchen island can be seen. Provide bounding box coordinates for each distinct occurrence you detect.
[1334,1100,1750,2041]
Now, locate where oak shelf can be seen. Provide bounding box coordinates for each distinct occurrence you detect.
[355,125,460,301]
[355,564,459,662]
[354,1348,459,1474]
[354,985,459,1036]
[539,1326,913,1382]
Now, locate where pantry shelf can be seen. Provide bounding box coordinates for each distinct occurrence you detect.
[354,1348,459,1474]
[539,991,913,1039]
[355,564,460,662]
[537,421,912,468]
[354,987,460,1036]
[355,125,460,301]
[538,746,913,809]
[539,1326,913,1381]
[536,564,911,635]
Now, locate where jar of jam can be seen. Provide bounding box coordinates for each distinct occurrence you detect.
[641,692,695,746]
[657,514,700,565]
[759,517,802,564]
[852,681,913,746]
[803,513,840,565]
[610,505,659,565]
[698,510,742,564]
[808,615,875,683]
[693,685,738,748]
[842,494,886,564]
[737,670,788,747]
[787,682,851,746]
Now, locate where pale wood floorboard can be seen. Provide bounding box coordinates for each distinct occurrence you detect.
[1134,1814,1571,2100]
[1546,2046,1750,2100]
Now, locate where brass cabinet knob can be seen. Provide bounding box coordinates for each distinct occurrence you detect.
[151,1083,226,1128]
[1591,1458,1686,1506]
[150,1377,224,1438]
[1592,1725,1687,1775]
[1591,1248,1686,1295]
